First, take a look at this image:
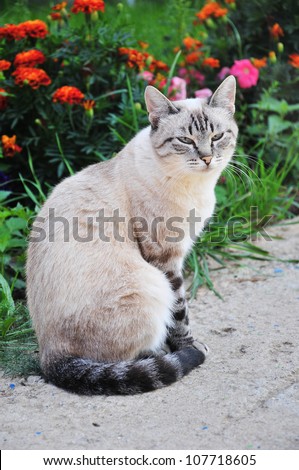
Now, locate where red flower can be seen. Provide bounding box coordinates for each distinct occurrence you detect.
[1,135,22,158]
[0,88,8,111]
[0,24,26,41]
[52,86,85,104]
[14,50,46,68]
[71,0,105,14]
[52,2,68,10]
[288,53,299,68]
[0,60,11,71]
[270,23,284,40]
[183,37,203,51]
[21,20,49,39]
[185,51,202,65]
[118,47,147,71]
[251,57,267,69]
[149,59,169,72]
[82,99,95,110]
[12,67,51,89]
[202,57,220,68]
[50,13,63,21]
[196,1,228,22]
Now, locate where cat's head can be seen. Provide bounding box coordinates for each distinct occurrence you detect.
[145,76,238,177]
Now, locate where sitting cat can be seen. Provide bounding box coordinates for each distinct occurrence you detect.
[26,76,238,395]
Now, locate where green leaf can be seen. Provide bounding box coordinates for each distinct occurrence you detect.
[6,217,28,233]
[1,317,17,337]
[268,115,293,134]
[0,227,10,252]
[0,273,15,315]
[0,191,12,202]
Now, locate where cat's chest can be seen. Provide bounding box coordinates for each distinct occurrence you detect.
[136,193,215,266]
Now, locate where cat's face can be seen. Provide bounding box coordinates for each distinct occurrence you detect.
[145,76,238,177]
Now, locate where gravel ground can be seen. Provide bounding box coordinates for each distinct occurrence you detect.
[1,219,299,450]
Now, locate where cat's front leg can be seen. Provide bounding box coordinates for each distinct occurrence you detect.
[165,270,195,351]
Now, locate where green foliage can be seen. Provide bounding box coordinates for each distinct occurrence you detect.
[0,192,35,293]
[0,273,39,376]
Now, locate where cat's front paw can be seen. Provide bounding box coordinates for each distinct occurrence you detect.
[191,340,209,356]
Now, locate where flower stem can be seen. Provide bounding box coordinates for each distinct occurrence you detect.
[227,17,242,58]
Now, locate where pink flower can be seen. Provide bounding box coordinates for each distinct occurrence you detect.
[178,67,188,77]
[168,76,187,100]
[138,70,154,82]
[217,66,230,81]
[191,69,205,85]
[178,68,205,86]
[230,59,259,89]
[178,67,191,84]
[194,88,213,99]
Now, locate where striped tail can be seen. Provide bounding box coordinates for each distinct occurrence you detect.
[44,345,207,395]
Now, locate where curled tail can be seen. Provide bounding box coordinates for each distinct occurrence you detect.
[45,345,207,395]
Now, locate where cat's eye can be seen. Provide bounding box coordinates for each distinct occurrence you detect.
[211,133,224,141]
[177,137,194,144]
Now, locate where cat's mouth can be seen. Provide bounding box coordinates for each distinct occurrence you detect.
[187,159,210,170]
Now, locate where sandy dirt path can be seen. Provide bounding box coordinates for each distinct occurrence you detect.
[1,220,299,450]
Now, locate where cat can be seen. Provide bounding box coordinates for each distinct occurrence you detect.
[26,75,238,395]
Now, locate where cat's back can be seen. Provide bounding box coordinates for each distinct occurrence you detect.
[41,158,123,216]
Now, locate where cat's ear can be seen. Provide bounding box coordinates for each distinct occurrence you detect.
[209,75,236,115]
[144,86,180,129]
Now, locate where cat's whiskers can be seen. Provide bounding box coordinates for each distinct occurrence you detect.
[225,162,251,189]
[230,159,263,186]
[223,165,239,189]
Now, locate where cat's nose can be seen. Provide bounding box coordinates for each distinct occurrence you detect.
[200,155,213,166]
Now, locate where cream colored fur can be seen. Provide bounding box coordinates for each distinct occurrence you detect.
[26,76,238,373]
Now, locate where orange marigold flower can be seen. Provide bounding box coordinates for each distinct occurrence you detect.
[0,88,8,110]
[0,60,11,71]
[71,0,105,14]
[52,86,85,105]
[82,99,95,110]
[138,41,149,50]
[202,57,220,68]
[288,53,299,68]
[118,47,147,71]
[50,12,63,21]
[0,24,26,41]
[185,51,202,65]
[196,1,228,22]
[251,57,267,69]
[270,23,284,40]
[14,50,46,68]
[12,67,51,89]
[150,59,169,72]
[183,36,203,51]
[1,135,22,157]
[21,20,49,39]
[52,1,67,10]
